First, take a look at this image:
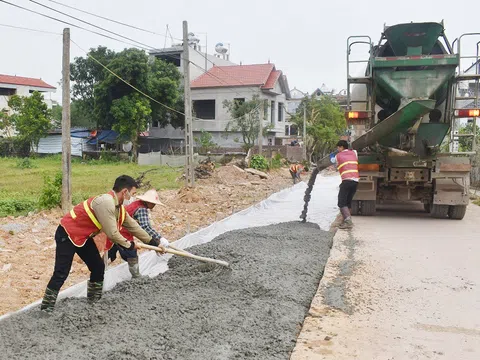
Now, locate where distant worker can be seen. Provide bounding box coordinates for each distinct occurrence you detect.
[331,140,359,229]
[108,189,169,278]
[289,161,305,184]
[40,175,165,313]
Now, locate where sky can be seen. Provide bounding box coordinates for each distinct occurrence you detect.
[1,0,480,104]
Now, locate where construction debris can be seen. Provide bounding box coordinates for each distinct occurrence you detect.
[194,159,215,179]
[245,168,269,179]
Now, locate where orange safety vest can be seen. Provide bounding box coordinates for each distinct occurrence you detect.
[104,200,147,250]
[336,150,359,181]
[60,191,126,248]
[289,164,303,173]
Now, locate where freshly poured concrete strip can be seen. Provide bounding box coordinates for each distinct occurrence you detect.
[0,222,333,360]
[0,175,340,321]
[291,202,480,359]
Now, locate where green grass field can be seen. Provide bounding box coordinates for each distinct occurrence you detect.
[0,156,182,217]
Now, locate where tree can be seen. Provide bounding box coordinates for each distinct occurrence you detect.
[70,46,116,127]
[71,100,96,128]
[8,92,53,154]
[223,95,270,151]
[458,122,480,152]
[110,93,151,162]
[291,95,346,161]
[51,104,62,128]
[194,129,218,153]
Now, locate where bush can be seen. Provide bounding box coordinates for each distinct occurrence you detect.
[0,198,37,217]
[269,153,283,169]
[16,158,36,169]
[39,171,62,209]
[250,155,269,171]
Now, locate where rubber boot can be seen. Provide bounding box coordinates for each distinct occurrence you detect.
[87,281,103,304]
[338,218,353,229]
[127,257,141,278]
[40,287,59,313]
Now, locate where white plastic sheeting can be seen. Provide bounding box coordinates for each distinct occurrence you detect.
[0,175,340,321]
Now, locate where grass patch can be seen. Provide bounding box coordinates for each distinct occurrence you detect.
[0,156,182,217]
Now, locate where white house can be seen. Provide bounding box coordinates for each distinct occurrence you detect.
[149,44,235,81]
[0,74,56,137]
[189,63,291,147]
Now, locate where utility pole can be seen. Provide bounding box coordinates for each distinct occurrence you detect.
[303,102,307,161]
[258,99,264,155]
[61,28,72,213]
[183,21,195,187]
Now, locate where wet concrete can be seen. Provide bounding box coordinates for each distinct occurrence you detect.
[0,221,332,360]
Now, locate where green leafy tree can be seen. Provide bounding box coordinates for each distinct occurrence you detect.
[0,109,15,138]
[70,46,116,127]
[51,104,62,128]
[8,92,53,154]
[223,95,270,151]
[458,122,480,152]
[110,93,152,162]
[71,100,96,128]
[194,129,218,153]
[291,95,346,160]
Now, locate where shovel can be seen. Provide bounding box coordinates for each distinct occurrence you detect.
[136,242,230,268]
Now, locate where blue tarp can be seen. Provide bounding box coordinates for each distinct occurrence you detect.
[86,130,120,145]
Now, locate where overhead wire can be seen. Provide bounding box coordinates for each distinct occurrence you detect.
[28,0,156,50]
[0,0,151,49]
[0,22,62,35]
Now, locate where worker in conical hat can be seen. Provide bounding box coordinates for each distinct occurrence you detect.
[107,189,170,278]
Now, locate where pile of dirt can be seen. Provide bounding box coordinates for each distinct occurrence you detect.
[194,159,215,179]
[0,222,333,360]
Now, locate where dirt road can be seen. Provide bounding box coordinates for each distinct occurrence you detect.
[292,201,480,359]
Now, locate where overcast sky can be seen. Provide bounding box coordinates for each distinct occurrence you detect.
[1,0,480,103]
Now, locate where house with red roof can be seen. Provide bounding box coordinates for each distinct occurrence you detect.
[190,63,291,147]
[0,74,56,137]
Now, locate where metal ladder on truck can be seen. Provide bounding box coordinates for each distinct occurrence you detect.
[346,36,375,139]
[450,33,480,154]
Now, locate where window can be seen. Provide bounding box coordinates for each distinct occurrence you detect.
[285,125,289,136]
[290,124,298,136]
[271,101,275,124]
[263,99,268,120]
[0,88,16,96]
[233,98,245,111]
[278,102,284,122]
[193,99,216,119]
[156,54,181,67]
[151,120,160,128]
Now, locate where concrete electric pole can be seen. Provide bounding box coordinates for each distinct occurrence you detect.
[183,21,195,187]
[61,28,72,213]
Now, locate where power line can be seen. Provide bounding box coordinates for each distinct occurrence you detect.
[28,0,156,50]
[0,0,150,49]
[0,23,61,35]
[44,0,178,40]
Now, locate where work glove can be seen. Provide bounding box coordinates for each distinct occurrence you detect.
[149,237,160,247]
[160,237,170,248]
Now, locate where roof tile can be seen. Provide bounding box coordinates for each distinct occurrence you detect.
[0,74,56,89]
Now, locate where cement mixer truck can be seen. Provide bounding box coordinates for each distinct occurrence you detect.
[344,21,480,220]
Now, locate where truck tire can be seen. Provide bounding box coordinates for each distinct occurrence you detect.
[351,200,360,216]
[361,200,376,216]
[430,204,449,218]
[448,205,467,220]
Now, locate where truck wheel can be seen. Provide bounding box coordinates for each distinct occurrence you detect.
[362,200,376,216]
[423,203,431,213]
[448,205,467,220]
[430,204,449,218]
[351,200,359,216]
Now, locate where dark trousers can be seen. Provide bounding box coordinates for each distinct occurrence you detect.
[289,169,301,184]
[46,225,105,291]
[108,244,137,262]
[338,180,358,208]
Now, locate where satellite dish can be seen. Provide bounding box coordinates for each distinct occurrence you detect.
[122,142,133,152]
[215,43,228,54]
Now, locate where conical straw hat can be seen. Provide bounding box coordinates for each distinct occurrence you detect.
[136,189,165,206]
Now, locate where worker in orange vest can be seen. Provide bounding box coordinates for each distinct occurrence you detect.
[289,161,305,184]
[330,140,359,229]
[40,175,164,313]
[108,189,169,278]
